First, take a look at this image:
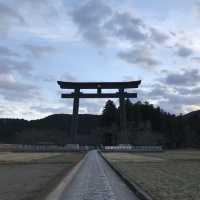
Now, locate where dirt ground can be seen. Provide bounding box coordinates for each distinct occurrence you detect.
[103,150,200,200]
[0,152,84,200]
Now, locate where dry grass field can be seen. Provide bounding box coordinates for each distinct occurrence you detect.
[0,152,85,200]
[103,150,200,200]
[0,152,62,163]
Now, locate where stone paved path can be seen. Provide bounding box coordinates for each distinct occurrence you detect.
[57,150,139,200]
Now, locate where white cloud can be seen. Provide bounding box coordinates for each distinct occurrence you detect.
[176,44,194,57]
[118,47,160,67]
[0,73,15,83]
[161,68,200,86]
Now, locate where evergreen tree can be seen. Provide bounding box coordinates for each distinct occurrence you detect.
[101,100,118,127]
[125,98,134,121]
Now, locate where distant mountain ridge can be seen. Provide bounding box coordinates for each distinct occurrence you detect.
[0,114,100,144]
[183,110,200,120]
[0,103,200,148]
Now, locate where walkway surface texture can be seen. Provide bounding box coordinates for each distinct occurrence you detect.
[53,150,139,200]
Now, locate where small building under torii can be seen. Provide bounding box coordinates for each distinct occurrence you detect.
[57,80,141,144]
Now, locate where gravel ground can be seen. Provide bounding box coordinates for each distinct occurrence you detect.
[57,150,139,200]
[0,153,84,200]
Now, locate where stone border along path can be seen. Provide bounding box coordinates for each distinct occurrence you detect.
[99,152,153,200]
[46,150,139,200]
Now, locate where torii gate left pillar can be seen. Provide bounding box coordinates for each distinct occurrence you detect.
[70,88,80,140]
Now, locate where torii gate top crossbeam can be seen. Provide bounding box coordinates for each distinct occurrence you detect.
[57,80,141,89]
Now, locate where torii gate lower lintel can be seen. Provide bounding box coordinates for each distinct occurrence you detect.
[57,81,141,144]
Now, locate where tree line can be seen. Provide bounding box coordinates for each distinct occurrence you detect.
[0,100,200,148]
[101,99,200,148]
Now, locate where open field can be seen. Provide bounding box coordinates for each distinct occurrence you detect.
[0,144,20,152]
[0,152,84,200]
[103,150,200,200]
[0,152,62,163]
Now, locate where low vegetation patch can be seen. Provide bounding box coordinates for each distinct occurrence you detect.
[0,152,85,200]
[103,150,200,200]
[0,152,60,163]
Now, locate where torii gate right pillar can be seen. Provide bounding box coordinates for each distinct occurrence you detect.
[119,88,128,144]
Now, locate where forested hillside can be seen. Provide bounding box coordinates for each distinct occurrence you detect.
[0,100,199,148]
[101,100,200,148]
[0,114,100,145]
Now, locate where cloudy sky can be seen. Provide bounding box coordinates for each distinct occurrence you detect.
[0,0,200,120]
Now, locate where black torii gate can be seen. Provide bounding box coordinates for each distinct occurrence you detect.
[57,80,141,144]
